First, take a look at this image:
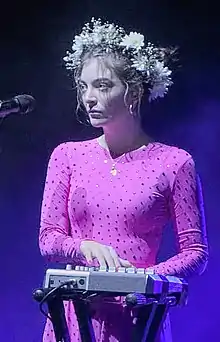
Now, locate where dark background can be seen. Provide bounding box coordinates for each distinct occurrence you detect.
[0,1,219,341]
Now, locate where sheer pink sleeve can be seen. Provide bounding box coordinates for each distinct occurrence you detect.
[152,157,209,278]
[39,143,83,264]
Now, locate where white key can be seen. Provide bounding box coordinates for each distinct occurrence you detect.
[136,268,145,274]
[145,267,155,274]
[126,267,136,273]
[99,266,107,272]
[66,264,72,270]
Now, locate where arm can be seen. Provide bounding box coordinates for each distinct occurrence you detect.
[152,157,209,278]
[39,143,83,264]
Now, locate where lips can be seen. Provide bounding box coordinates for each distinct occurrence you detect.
[90,113,103,119]
[88,110,106,119]
[88,110,103,114]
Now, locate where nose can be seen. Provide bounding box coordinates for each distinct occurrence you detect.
[83,88,97,109]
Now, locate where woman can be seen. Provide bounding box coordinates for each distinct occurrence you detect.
[39,18,208,341]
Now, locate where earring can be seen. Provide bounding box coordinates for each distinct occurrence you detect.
[129,104,134,116]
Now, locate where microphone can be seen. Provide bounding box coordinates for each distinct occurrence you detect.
[0,94,36,118]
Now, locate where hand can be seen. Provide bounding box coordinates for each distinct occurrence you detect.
[80,240,132,268]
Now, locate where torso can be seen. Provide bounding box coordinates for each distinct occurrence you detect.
[42,137,192,342]
[65,138,187,268]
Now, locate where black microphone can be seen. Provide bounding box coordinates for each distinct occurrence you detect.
[0,94,36,118]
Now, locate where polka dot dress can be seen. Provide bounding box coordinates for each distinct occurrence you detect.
[39,139,208,342]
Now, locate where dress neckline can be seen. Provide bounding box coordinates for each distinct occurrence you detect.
[95,137,157,162]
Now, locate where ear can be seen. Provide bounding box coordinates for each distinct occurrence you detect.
[130,89,139,101]
[130,85,144,100]
[126,89,138,107]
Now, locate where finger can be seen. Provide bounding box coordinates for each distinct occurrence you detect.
[94,250,107,267]
[108,247,121,268]
[83,249,93,264]
[101,247,116,268]
[119,258,133,268]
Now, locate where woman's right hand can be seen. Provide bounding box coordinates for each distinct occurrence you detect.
[80,240,132,268]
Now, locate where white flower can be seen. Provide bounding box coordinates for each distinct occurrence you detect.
[149,77,173,101]
[71,40,83,55]
[149,84,167,101]
[92,31,102,44]
[63,18,174,102]
[120,32,144,50]
[132,55,149,72]
[154,61,172,79]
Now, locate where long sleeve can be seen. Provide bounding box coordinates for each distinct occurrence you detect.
[39,143,83,264]
[152,157,209,278]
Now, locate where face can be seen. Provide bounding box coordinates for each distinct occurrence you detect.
[78,57,130,128]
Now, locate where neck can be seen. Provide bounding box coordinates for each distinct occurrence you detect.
[99,118,151,158]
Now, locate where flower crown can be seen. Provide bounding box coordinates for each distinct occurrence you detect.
[63,18,175,101]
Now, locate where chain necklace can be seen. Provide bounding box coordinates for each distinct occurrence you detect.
[97,136,147,176]
[98,136,126,176]
[109,153,126,176]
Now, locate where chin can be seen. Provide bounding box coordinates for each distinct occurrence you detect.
[89,117,111,128]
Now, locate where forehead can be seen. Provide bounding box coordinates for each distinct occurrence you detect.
[80,57,119,83]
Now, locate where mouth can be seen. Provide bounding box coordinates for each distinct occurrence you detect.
[88,110,106,119]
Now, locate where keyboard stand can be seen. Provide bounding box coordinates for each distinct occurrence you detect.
[131,302,170,341]
[33,289,171,342]
[33,288,71,342]
[72,297,96,342]
[125,293,172,342]
[33,288,96,342]
[47,294,71,342]
[72,293,171,342]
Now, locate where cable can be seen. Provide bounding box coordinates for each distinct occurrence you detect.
[39,280,77,321]
[39,284,114,321]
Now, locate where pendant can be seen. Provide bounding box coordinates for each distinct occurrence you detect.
[110,166,117,176]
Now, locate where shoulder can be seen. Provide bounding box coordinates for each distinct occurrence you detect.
[151,143,197,188]
[49,138,97,162]
[149,142,194,168]
[146,142,196,185]
[51,141,75,155]
[51,138,98,155]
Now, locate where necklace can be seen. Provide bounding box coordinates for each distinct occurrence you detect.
[97,135,147,176]
[98,137,126,176]
[110,154,126,176]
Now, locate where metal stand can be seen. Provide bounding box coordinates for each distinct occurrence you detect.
[33,288,71,342]
[33,289,172,342]
[73,298,96,342]
[33,289,96,342]
[130,302,170,341]
[47,295,71,342]
[125,293,172,342]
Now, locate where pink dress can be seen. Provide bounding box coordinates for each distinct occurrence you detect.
[39,139,208,342]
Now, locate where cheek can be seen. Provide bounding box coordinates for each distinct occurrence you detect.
[104,91,126,111]
[78,93,86,108]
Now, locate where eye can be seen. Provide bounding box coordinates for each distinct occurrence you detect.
[78,83,87,93]
[98,83,110,91]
